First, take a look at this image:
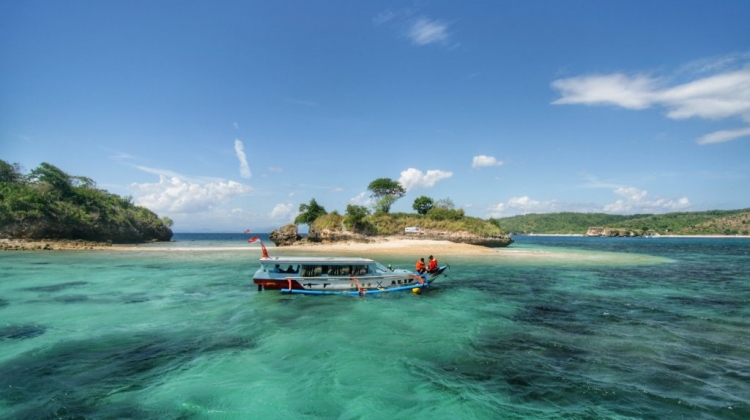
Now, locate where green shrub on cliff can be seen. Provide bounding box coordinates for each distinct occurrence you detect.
[0,160,173,243]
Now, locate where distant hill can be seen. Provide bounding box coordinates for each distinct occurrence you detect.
[491,209,750,236]
[0,160,173,243]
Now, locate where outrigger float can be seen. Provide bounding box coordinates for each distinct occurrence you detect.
[250,240,448,295]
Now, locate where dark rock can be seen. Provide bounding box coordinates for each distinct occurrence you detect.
[269,224,302,246]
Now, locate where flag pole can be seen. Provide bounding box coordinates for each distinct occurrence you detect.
[247,235,269,258]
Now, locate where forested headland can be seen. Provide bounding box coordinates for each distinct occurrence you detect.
[491,210,750,236]
[0,160,173,243]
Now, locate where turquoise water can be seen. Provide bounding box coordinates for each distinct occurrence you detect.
[1,234,748,419]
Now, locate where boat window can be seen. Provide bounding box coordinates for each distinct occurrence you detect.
[328,265,350,276]
[350,265,369,276]
[271,264,299,274]
[300,264,370,277]
[301,265,324,277]
[375,263,391,273]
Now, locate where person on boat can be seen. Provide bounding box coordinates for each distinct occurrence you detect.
[415,257,426,274]
[427,255,438,273]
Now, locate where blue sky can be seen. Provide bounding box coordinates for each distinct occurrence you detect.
[2,1,749,232]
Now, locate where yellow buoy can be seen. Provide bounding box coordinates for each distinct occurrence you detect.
[411,288,421,294]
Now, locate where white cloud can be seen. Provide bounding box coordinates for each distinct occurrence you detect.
[508,196,559,213]
[612,187,648,202]
[551,55,750,144]
[234,139,251,179]
[349,192,373,207]
[697,127,750,144]
[270,203,295,221]
[131,175,253,213]
[603,187,690,214]
[398,168,453,191]
[472,155,503,168]
[111,152,137,161]
[552,73,659,110]
[487,196,559,218]
[487,202,506,218]
[408,18,448,46]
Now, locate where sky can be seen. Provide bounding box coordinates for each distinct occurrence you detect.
[2,1,750,232]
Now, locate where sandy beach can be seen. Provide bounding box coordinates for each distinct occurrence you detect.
[2,237,514,256]
[3,235,743,265]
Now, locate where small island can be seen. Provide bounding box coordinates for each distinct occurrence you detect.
[267,177,514,249]
[1,160,173,250]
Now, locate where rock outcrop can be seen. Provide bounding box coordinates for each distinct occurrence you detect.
[402,229,514,247]
[269,224,303,246]
[0,239,113,251]
[0,220,172,244]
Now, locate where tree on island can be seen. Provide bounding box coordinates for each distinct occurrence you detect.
[294,198,327,226]
[367,178,406,214]
[345,204,375,234]
[412,195,434,216]
[427,197,465,221]
[0,160,24,183]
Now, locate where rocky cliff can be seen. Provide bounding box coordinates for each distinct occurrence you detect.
[0,219,172,244]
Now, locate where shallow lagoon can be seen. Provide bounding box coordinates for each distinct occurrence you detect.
[1,235,748,419]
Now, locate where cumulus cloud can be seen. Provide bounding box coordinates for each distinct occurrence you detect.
[488,186,689,218]
[131,175,253,213]
[551,55,750,144]
[552,73,659,110]
[235,139,251,179]
[398,168,453,191]
[408,18,449,46]
[270,203,295,221]
[472,155,503,168]
[487,196,559,218]
[349,192,373,207]
[612,187,648,202]
[603,187,690,214]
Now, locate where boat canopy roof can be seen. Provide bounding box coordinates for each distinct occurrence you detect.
[260,256,375,265]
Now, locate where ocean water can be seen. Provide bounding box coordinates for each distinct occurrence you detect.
[1,234,748,419]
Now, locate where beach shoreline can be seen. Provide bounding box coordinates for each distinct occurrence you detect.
[3,234,748,253]
[0,237,501,255]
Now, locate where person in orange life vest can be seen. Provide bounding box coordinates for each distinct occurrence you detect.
[427,255,438,273]
[415,257,426,274]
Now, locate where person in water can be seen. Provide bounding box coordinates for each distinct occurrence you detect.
[427,255,438,273]
[415,257,426,274]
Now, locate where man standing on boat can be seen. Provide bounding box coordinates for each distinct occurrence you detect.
[415,257,426,274]
[427,255,438,273]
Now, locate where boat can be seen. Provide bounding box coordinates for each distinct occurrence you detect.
[250,241,449,295]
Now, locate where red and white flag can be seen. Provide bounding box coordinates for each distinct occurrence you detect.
[248,236,260,243]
